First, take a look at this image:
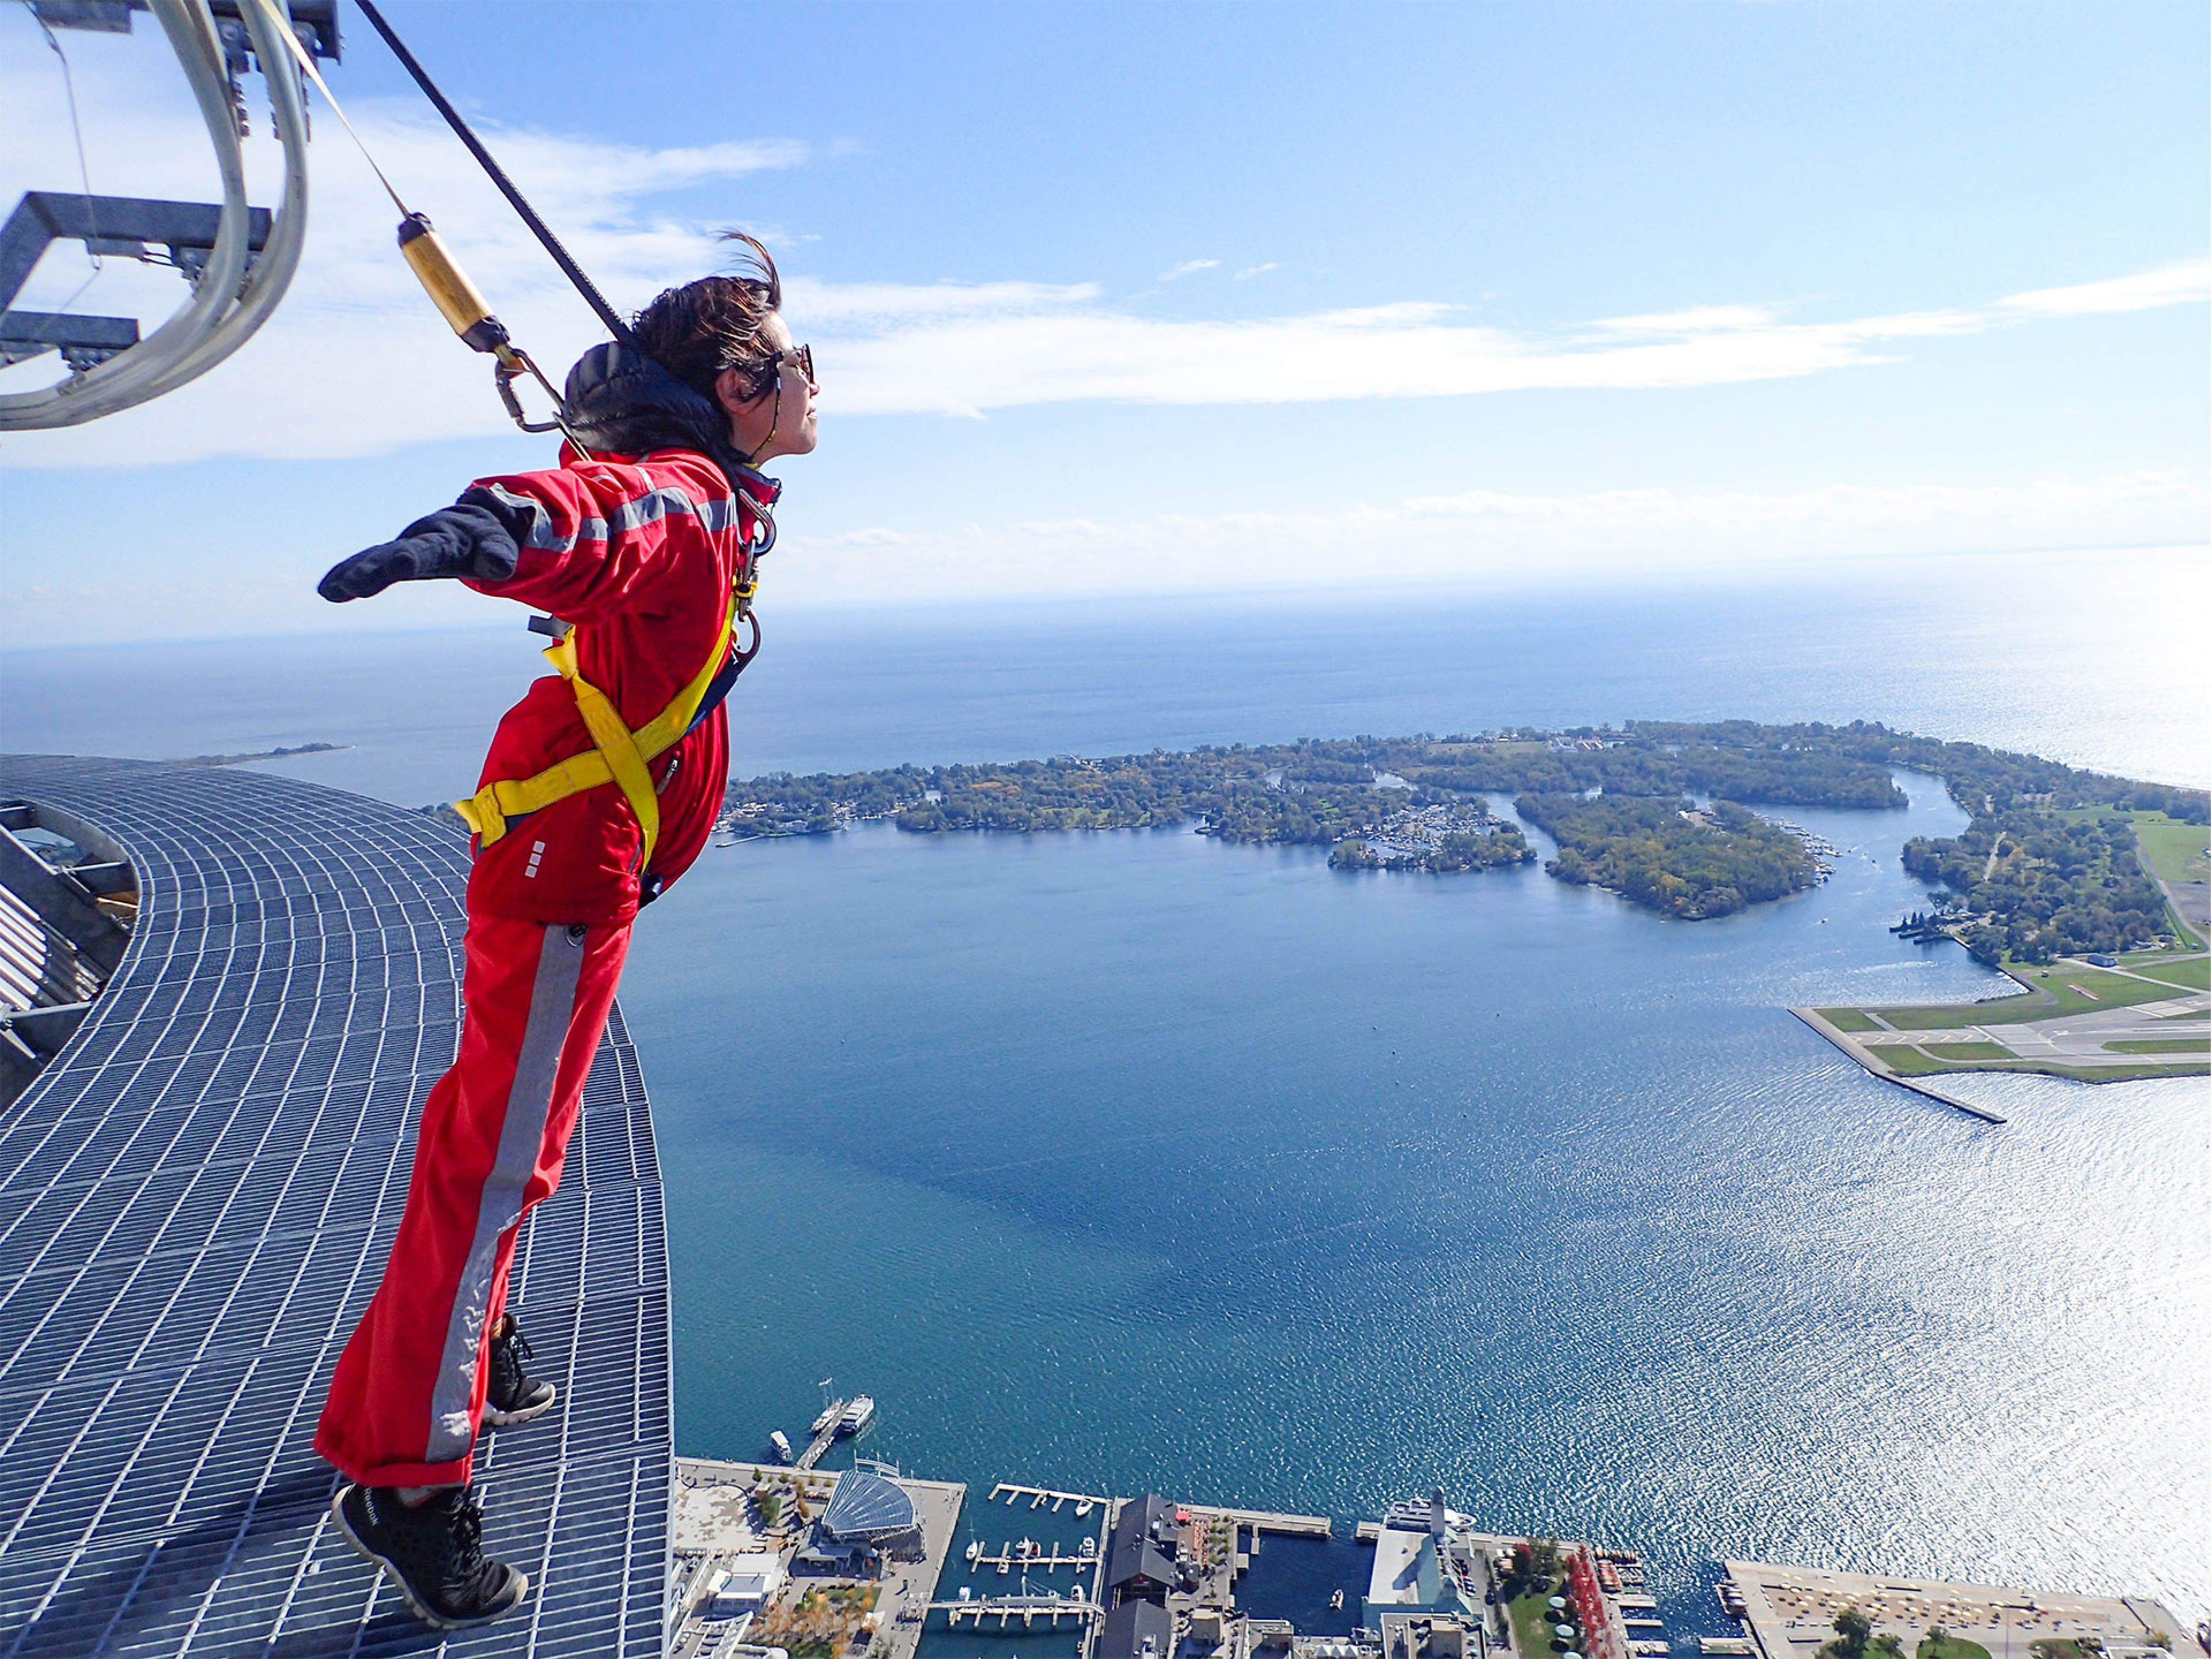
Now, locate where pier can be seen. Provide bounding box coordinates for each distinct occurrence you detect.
[1189,1505,1334,1537]
[970,1546,1098,1572]
[796,1397,847,1469]
[933,1596,1104,1628]
[990,1482,1107,1512]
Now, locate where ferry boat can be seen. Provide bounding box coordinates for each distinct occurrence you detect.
[837,1395,876,1435]
[1381,1495,1469,1532]
[768,1429,793,1464]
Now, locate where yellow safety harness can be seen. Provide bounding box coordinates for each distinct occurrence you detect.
[453,573,757,870]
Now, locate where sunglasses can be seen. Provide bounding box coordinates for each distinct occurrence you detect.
[751,343,813,388]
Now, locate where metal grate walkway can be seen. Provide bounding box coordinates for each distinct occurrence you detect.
[0,755,671,1657]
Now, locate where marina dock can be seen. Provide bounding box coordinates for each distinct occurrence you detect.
[796,1395,852,1469]
[969,1546,1098,1572]
[1190,1504,1335,1538]
[990,1482,1107,1511]
[933,1595,1104,1628]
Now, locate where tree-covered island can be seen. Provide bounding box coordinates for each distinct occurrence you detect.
[724,721,2208,929]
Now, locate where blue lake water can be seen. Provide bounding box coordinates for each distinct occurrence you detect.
[3,562,2207,1633]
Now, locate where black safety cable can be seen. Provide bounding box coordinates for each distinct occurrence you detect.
[352,0,642,354]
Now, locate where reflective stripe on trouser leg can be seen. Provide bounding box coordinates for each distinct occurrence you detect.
[422,923,585,1464]
[314,913,628,1490]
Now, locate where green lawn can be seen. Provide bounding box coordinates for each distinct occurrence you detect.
[1922,1041,2016,1060]
[2012,1059,2207,1082]
[1508,1589,1569,1659]
[1816,1007,1883,1032]
[2126,955,2209,990]
[1874,1046,1952,1075]
[2103,1037,2210,1055]
[1876,1044,2200,1081]
[1866,964,2181,1028]
[1919,1638,1993,1659]
[2132,812,2211,884]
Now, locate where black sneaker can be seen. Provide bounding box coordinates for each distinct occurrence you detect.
[332,1483,528,1630]
[484,1315,558,1427]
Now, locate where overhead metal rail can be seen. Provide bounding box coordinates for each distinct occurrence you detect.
[0,0,335,428]
[0,799,135,1111]
[0,194,274,370]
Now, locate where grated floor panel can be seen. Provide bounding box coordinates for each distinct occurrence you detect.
[0,756,671,1658]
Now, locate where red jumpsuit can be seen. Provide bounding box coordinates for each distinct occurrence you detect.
[316,445,772,1490]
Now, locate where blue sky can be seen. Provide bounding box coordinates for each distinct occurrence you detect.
[1,1,2205,643]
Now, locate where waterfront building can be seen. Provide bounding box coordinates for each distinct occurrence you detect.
[1101,1596,1176,1659]
[1107,1494,1185,1603]
[704,1553,787,1619]
[1364,1493,1474,1626]
[1378,1613,1478,1659]
[797,1465,925,1571]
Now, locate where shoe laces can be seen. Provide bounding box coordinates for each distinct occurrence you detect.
[490,1320,534,1395]
[440,1486,503,1595]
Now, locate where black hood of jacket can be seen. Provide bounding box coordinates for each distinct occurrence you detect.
[560,342,760,493]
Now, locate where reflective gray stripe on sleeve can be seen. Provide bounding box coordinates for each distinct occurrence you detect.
[479,483,575,552]
[423,923,588,1464]
[605,485,741,537]
[483,481,738,554]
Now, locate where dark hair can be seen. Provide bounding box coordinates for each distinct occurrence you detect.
[630,231,782,400]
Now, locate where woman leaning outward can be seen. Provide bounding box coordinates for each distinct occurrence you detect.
[310,236,818,1631]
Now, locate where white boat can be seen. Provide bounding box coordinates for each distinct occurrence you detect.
[811,1403,841,1436]
[966,1540,982,1565]
[1075,1499,1094,1517]
[836,1395,876,1435]
[768,1430,793,1464]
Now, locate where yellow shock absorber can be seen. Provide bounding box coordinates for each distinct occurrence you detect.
[396,211,512,356]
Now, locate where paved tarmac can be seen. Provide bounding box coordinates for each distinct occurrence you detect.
[1857,989,2209,1063]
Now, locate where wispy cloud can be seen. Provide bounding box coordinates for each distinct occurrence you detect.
[1158,258,1221,282]
[808,266,2187,418]
[1234,263,1280,281]
[1994,257,2212,317]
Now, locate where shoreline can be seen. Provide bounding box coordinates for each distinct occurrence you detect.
[1789,1007,2009,1123]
